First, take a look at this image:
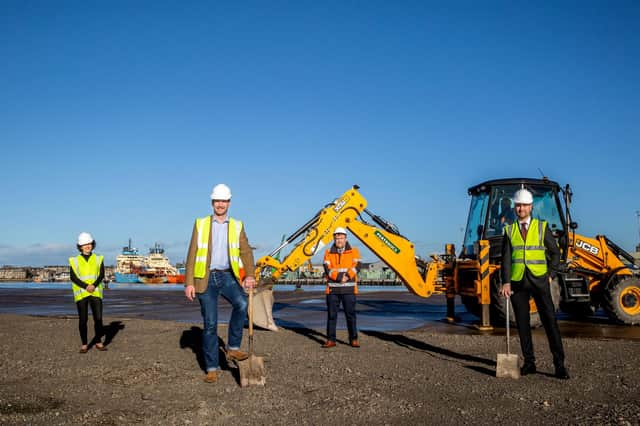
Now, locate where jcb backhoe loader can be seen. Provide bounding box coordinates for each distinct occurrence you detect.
[255,185,444,299]
[444,177,639,327]
[255,182,640,327]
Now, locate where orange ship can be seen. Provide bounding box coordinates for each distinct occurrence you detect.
[138,271,168,284]
[166,266,186,284]
[167,274,185,284]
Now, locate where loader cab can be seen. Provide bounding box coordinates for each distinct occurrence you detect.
[461,178,566,261]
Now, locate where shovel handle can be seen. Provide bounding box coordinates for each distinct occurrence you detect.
[248,286,254,355]
[505,296,510,355]
[248,286,254,336]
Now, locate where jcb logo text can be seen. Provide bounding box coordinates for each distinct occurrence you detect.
[576,240,599,256]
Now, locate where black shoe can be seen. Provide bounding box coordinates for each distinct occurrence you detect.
[555,366,570,380]
[520,363,537,376]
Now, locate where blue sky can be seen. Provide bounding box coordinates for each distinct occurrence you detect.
[1,1,639,267]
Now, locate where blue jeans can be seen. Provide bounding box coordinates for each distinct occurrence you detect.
[326,293,357,342]
[197,271,248,371]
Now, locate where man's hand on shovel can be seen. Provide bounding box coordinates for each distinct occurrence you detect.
[243,276,256,290]
[500,283,512,297]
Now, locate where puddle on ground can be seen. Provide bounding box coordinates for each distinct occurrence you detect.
[1,287,639,338]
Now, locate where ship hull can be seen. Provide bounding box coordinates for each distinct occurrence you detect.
[115,273,139,283]
[167,274,185,284]
[138,274,168,284]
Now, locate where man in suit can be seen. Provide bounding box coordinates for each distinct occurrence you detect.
[499,188,569,379]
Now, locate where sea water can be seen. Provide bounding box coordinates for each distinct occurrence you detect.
[0,282,408,293]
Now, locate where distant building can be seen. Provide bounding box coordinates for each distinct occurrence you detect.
[0,263,115,282]
[0,266,28,281]
[359,261,398,281]
[37,266,69,282]
[105,265,115,282]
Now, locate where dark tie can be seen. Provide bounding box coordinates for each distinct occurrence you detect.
[520,222,528,240]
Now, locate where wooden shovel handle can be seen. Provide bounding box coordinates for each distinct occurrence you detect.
[248,286,253,337]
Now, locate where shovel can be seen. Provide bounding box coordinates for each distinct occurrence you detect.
[496,298,520,379]
[237,287,266,387]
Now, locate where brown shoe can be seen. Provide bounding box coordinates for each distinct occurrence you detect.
[226,349,249,361]
[203,371,218,383]
[79,346,88,354]
[322,340,336,348]
[350,339,360,348]
[96,344,107,351]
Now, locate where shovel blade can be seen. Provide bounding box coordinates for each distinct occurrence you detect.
[496,353,520,379]
[238,355,266,387]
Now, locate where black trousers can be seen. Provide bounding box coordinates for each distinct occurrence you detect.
[326,293,357,342]
[76,296,104,345]
[510,274,565,367]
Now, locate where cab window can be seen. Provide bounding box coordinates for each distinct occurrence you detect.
[530,187,564,235]
[462,193,488,257]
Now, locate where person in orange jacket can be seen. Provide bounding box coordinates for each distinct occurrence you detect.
[321,227,361,348]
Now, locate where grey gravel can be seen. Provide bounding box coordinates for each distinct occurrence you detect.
[0,313,638,425]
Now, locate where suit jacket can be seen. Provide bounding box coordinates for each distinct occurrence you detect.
[184,216,256,293]
[501,220,560,286]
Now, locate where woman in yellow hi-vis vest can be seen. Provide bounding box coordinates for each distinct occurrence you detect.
[69,232,107,353]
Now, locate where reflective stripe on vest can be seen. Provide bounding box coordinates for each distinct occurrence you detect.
[69,254,103,302]
[323,247,360,294]
[193,216,245,282]
[508,219,547,281]
[227,218,246,282]
[326,267,357,286]
[194,216,212,278]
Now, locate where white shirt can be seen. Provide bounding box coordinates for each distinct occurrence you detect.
[518,217,531,230]
[209,217,230,270]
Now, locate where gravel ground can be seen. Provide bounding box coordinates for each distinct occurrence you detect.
[1,313,638,425]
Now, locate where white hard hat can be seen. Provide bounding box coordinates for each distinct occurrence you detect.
[333,227,347,236]
[210,183,232,200]
[77,232,94,246]
[513,188,533,204]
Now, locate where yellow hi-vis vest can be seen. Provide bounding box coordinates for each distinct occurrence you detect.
[69,253,104,302]
[193,216,246,283]
[508,218,548,281]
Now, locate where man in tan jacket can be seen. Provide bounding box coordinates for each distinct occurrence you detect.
[184,183,256,383]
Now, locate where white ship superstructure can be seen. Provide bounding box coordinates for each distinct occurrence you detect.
[144,243,178,275]
[115,239,145,282]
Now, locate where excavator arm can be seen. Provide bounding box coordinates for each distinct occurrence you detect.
[255,186,440,298]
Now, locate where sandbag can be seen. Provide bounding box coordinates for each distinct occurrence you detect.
[252,286,278,331]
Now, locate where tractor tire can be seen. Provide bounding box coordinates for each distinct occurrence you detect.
[461,292,517,326]
[489,275,515,326]
[560,301,596,319]
[461,277,561,328]
[461,295,481,318]
[602,276,640,325]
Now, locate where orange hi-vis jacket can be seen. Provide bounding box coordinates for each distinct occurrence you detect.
[323,242,361,295]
